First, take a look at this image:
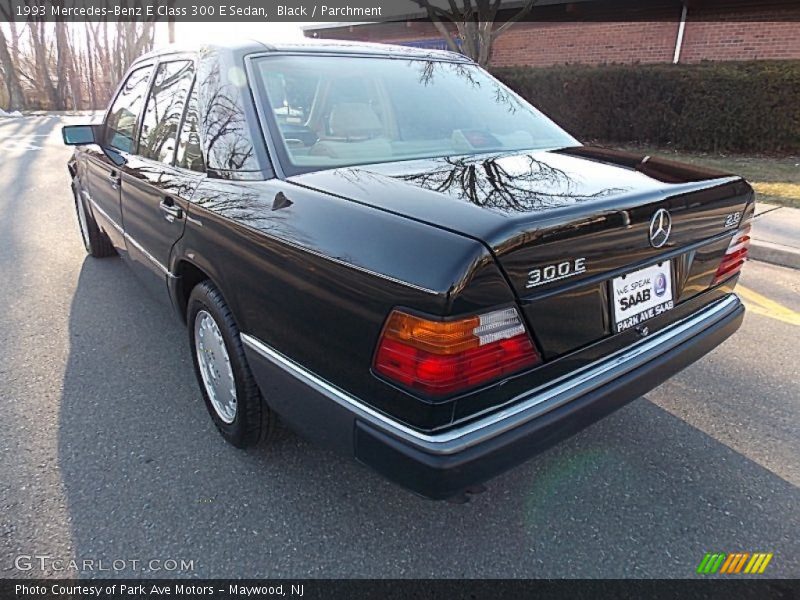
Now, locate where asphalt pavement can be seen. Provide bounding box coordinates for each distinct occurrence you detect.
[0,116,798,579]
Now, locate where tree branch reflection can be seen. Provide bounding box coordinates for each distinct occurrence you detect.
[396,155,629,212]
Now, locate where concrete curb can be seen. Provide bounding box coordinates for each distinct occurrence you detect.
[750,239,800,270]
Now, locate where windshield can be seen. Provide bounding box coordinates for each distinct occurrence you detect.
[251,55,578,175]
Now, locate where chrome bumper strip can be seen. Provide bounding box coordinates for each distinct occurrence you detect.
[241,294,740,454]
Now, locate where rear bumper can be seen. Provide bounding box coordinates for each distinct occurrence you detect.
[242,294,744,500]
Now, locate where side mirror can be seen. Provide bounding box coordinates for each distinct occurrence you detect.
[62,124,103,146]
[62,124,127,167]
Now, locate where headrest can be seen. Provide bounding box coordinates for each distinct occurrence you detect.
[328,103,383,139]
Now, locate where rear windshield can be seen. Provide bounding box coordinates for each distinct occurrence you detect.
[250,55,578,175]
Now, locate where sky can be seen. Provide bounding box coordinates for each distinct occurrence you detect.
[167,22,313,48]
[0,21,328,67]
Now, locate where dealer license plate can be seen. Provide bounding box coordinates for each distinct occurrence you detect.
[612,261,674,333]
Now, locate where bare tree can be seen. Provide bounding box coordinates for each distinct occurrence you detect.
[0,16,156,111]
[411,0,536,66]
[0,27,24,108]
[0,11,25,108]
[28,18,59,108]
[55,21,84,109]
[84,25,98,108]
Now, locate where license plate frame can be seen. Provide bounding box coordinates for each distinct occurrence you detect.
[611,261,675,333]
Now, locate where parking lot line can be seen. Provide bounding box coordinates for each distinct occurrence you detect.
[736,285,800,326]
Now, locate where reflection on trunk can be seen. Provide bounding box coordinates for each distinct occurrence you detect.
[397,155,629,212]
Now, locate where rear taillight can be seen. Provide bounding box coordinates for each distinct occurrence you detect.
[373,307,541,397]
[712,223,751,286]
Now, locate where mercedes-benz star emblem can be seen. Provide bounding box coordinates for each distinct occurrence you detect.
[649,208,672,248]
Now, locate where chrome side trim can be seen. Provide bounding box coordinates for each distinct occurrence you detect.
[123,231,171,277]
[86,195,123,234]
[241,332,433,442]
[241,294,740,454]
[87,196,177,279]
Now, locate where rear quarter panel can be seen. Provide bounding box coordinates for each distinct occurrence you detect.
[172,178,516,429]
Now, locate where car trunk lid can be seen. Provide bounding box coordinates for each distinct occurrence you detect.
[290,146,753,358]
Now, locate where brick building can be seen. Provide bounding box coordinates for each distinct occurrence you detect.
[303,0,800,67]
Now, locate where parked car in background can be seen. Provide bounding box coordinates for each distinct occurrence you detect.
[62,40,752,500]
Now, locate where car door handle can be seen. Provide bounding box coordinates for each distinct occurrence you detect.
[159,198,183,222]
[107,171,121,190]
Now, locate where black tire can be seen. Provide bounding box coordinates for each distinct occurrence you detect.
[73,182,115,258]
[187,280,273,448]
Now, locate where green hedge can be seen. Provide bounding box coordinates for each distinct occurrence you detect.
[494,61,800,154]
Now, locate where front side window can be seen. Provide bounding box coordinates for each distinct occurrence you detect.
[139,60,195,164]
[252,56,578,175]
[105,65,153,153]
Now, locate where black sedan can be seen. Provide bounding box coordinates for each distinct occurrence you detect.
[62,39,752,500]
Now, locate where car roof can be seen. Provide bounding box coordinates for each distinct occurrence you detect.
[137,38,473,64]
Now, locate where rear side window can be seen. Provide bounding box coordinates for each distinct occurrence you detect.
[105,66,153,153]
[139,60,195,164]
[175,86,204,173]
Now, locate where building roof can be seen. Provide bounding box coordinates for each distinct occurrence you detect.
[301,0,599,30]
